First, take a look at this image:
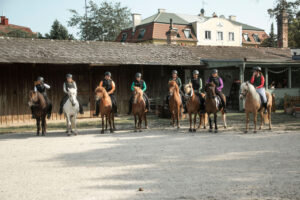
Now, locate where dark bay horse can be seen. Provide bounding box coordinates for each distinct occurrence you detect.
[205,82,227,133]
[132,87,148,132]
[28,91,48,136]
[95,86,115,134]
[184,83,207,132]
[168,81,182,129]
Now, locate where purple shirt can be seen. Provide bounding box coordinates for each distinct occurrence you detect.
[206,77,224,92]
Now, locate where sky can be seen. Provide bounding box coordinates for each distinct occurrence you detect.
[0,0,279,37]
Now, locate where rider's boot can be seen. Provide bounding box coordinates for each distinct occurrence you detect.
[127,101,132,115]
[263,103,268,114]
[59,107,63,115]
[79,104,84,114]
[93,100,100,116]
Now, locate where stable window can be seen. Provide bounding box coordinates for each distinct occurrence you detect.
[243,33,251,42]
[121,33,127,42]
[229,32,234,41]
[184,29,192,39]
[253,34,261,42]
[217,31,223,40]
[205,31,211,40]
[138,29,146,39]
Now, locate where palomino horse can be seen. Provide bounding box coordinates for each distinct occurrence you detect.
[132,87,148,132]
[28,91,48,136]
[168,81,182,129]
[240,82,273,133]
[184,83,207,132]
[95,86,115,134]
[63,88,80,136]
[205,82,227,133]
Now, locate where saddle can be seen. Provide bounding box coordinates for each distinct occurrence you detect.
[214,96,222,109]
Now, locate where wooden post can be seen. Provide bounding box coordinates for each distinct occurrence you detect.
[239,63,245,111]
[288,66,292,88]
[89,66,94,117]
[265,67,269,89]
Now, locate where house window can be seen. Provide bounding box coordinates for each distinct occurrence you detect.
[184,29,192,39]
[217,31,223,40]
[229,32,234,41]
[177,33,181,38]
[138,29,146,39]
[243,33,251,42]
[253,34,261,42]
[121,33,127,42]
[205,31,211,40]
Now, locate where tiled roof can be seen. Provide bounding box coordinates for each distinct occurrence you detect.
[0,37,294,66]
[229,20,264,31]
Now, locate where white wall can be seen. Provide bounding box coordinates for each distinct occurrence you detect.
[193,18,242,46]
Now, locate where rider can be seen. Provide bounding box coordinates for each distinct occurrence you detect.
[32,76,52,119]
[206,69,226,112]
[251,66,268,114]
[58,74,84,115]
[190,70,205,113]
[93,72,117,116]
[166,70,186,113]
[127,72,150,114]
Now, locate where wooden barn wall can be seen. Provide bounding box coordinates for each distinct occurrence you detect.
[0,63,188,125]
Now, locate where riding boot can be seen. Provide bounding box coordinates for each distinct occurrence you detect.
[93,100,100,116]
[165,95,169,106]
[263,103,268,114]
[199,96,206,113]
[59,95,68,115]
[79,103,84,114]
[220,97,227,113]
[31,106,36,119]
[47,103,52,119]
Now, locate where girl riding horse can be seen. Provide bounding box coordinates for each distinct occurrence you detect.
[168,80,182,129]
[132,86,148,132]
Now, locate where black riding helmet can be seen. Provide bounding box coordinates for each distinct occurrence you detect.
[253,66,262,71]
[37,76,44,82]
[211,69,218,74]
[193,70,199,75]
[172,70,178,74]
[66,74,72,78]
[105,72,111,77]
[135,72,142,78]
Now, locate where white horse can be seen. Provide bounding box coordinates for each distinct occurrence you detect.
[63,88,80,136]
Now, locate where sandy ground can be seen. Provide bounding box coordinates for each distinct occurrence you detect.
[1,125,300,200]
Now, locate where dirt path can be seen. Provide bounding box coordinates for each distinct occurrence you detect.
[1,128,300,200]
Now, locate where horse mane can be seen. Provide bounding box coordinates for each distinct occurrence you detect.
[30,91,47,109]
[241,82,260,102]
[95,86,109,98]
[169,81,179,92]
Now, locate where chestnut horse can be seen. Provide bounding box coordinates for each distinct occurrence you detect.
[168,81,182,129]
[95,86,115,134]
[240,82,273,133]
[28,91,48,136]
[184,83,207,132]
[132,87,148,132]
[205,82,227,133]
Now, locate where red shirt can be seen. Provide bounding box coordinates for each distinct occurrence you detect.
[250,75,265,89]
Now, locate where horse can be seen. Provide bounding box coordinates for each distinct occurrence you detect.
[184,83,207,132]
[28,91,48,136]
[205,82,227,133]
[168,81,182,129]
[63,88,80,136]
[240,82,273,133]
[95,86,115,134]
[132,87,148,132]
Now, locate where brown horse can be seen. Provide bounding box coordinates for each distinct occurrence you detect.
[168,81,182,129]
[240,82,273,133]
[95,86,115,134]
[132,87,148,132]
[205,82,227,133]
[184,83,207,132]
[28,91,48,136]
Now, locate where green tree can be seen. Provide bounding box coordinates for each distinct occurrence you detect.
[268,0,300,21]
[261,23,277,47]
[68,1,131,41]
[288,11,300,47]
[46,20,74,40]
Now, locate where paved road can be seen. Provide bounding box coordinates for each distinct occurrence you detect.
[1,129,300,200]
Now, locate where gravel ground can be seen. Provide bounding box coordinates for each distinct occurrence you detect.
[1,127,300,200]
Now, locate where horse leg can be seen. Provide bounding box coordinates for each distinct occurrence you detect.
[253,112,257,133]
[214,113,218,133]
[259,111,263,130]
[171,112,175,127]
[105,115,108,130]
[111,112,116,130]
[138,114,142,132]
[36,118,40,136]
[73,114,78,135]
[245,112,249,133]
[134,115,138,132]
[42,116,46,136]
[108,113,114,133]
[177,110,180,129]
[193,113,197,132]
[189,113,192,132]
[101,116,105,134]
[222,111,227,129]
[66,115,71,136]
[268,107,272,130]
[208,114,212,132]
[144,113,148,129]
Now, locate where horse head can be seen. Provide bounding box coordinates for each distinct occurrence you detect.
[184,83,193,99]
[240,82,250,99]
[133,87,143,104]
[95,86,106,101]
[28,90,38,106]
[68,88,77,107]
[168,81,179,96]
[205,82,216,98]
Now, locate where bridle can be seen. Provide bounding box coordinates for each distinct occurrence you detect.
[240,84,249,99]
[184,86,193,100]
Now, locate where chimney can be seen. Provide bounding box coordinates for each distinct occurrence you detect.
[199,9,205,17]
[212,12,218,18]
[277,9,288,48]
[229,15,236,21]
[0,16,9,25]
[132,13,141,32]
[158,9,166,13]
[166,18,177,45]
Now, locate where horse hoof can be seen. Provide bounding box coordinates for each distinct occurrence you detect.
[209,129,212,133]
[254,131,257,134]
[42,134,45,136]
[214,130,218,133]
[101,130,105,134]
[74,132,78,136]
[189,128,193,132]
[193,129,196,132]
[224,126,227,129]
[36,133,39,136]
[145,126,149,129]
[110,130,114,133]
[203,126,206,129]
[134,129,137,132]
[139,129,142,132]
[244,131,248,134]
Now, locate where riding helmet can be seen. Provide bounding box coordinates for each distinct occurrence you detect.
[37,76,44,82]
[193,70,199,75]
[135,72,142,78]
[172,70,178,74]
[253,66,262,71]
[211,69,218,74]
[66,74,72,78]
[105,72,111,77]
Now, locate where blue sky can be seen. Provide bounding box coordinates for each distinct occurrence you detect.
[1,0,278,37]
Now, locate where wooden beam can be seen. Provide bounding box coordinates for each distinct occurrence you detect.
[288,66,292,88]
[265,67,269,89]
[239,63,245,111]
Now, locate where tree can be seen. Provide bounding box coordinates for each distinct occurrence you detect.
[68,1,131,41]
[46,20,74,40]
[261,23,277,47]
[268,0,300,21]
[288,11,300,47]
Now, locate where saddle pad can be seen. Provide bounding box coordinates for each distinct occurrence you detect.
[215,96,221,109]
